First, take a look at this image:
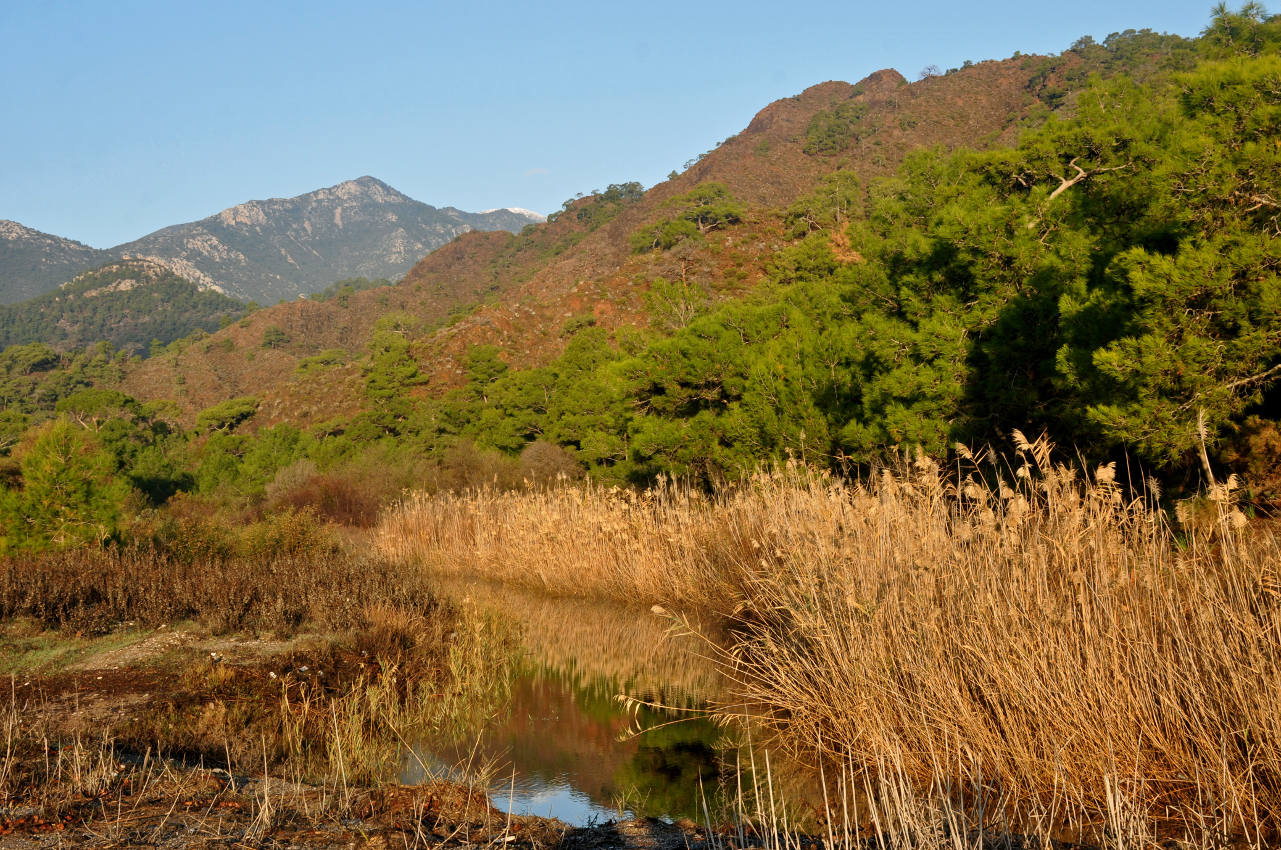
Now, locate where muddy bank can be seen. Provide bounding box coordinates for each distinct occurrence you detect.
[0,767,719,849]
[0,620,727,849]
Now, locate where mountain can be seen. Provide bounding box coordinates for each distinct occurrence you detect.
[396,59,1081,386]
[116,52,1111,425]
[112,177,544,303]
[0,221,113,305]
[0,259,247,356]
[0,178,544,307]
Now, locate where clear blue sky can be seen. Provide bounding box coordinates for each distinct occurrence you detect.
[1,0,1215,248]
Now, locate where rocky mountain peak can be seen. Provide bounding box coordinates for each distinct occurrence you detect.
[319,176,410,205]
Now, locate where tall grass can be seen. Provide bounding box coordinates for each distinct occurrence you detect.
[377,476,765,605]
[378,440,1281,845]
[0,509,438,635]
[718,449,1281,846]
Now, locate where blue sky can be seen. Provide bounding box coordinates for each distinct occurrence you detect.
[2,1,1214,248]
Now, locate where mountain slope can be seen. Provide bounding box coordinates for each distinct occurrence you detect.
[113,57,1073,426]
[0,259,247,356]
[113,176,543,302]
[400,57,1074,384]
[114,32,1198,429]
[0,221,113,305]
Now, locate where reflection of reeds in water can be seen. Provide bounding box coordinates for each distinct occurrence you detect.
[406,656,727,823]
[429,576,723,705]
[400,578,731,822]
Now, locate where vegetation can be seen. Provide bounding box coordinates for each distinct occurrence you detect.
[378,449,1280,846]
[0,260,247,356]
[804,100,872,155]
[547,181,645,229]
[3,10,1281,845]
[309,275,392,303]
[5,13,1279,536]
[1,510,429,635]
[630,182,746,252]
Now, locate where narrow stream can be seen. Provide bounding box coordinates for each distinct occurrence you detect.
[401,580,729,825]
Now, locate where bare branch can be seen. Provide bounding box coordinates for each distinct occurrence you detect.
[1027,157,1132,228]
[1239,192,1281,212]
[1221,360,1281,392]
[1047,158,1089,201]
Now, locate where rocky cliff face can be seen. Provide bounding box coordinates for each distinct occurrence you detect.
[0,220,113,305]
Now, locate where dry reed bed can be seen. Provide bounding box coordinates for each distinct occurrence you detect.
[376,473,826,606]
[0,511,438,635]
[378,444,1281,844]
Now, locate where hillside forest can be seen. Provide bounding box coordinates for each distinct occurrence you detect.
[1,10,1279,548]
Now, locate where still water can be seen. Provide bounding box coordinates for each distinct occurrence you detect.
[401,580,730,825]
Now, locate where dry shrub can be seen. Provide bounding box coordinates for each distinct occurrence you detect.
[519,439,584,485]
[433,441,523,492]
[1221,415,1281,510]
[264,459,320,502]
[269,472,380,528]
[356,601,449,682]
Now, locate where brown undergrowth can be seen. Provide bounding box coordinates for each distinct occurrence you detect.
[378,438,1281,847]
[0,509,433,636]
[0,607,523,846]
[0,508,525,844]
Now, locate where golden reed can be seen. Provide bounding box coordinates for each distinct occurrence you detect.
[378,438,1281,845]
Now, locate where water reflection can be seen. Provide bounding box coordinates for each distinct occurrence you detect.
[403,579,728,824]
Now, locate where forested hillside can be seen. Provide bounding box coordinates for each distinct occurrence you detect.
[0,259,248,356]
[115,37,1178,426]
[3,8,1280,551]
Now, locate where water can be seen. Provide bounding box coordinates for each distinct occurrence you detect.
[401,580,728,825]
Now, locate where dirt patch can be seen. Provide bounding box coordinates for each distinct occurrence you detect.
[64,626,196,671]
[43,626,318,674]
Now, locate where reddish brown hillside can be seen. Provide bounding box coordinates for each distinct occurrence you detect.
[398,56,1066,387]
[120,54,1088,426]
[119,229,522,426]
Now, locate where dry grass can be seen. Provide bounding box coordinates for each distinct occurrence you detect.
[1,598,520,825]
[378,439,1281,846]
[718,462,1280,846]
[0,510,439,636]
[376,476,762,605]
[0,506,526,797]
[0,689,560,847]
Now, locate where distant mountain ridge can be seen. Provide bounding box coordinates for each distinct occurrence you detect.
[0,221,114,305]
[0,177,544,305]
